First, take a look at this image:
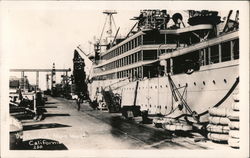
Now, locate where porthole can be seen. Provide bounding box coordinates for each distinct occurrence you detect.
[151,86,153,89]
[166,85,168,88]
[150,105,151,108]
[224,79,227,83]
[194,82,196,86]
[213,80,216,84]
[165,106,167,109]
[155,86,157,88]
[203,81,205,85]
[186,83,188,87]
[160,85,162,88]
[178,84,180,87]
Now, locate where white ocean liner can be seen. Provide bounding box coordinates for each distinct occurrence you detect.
[87,10,239,122]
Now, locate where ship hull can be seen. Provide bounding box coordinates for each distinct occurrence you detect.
[88,60,239,122]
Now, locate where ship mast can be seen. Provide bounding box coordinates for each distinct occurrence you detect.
[93,10,118,63]
[101,10,117,44]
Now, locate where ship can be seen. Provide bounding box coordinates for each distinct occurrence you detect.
[82,10,239,123]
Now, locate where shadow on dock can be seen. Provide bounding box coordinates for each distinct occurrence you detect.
[23,123,71,131]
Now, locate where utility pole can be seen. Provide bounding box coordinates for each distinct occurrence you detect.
[51,63,56,96]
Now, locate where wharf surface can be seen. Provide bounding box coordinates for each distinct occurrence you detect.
[13,96,233,150]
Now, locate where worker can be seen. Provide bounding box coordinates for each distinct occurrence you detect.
[76,93,84,111]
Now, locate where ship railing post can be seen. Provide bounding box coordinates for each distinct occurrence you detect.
[208,47,211,64]
[170,58,173,75]
[219,44,222,62]
[157,44,163,58]
[230,40,234,60]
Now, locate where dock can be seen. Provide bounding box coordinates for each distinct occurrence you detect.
[11,96,233,150]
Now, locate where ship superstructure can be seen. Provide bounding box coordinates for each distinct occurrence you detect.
[87,10,239,122]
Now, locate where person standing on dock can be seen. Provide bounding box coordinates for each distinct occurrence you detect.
[76,93,84,111]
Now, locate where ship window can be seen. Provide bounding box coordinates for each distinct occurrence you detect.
[155,86,157,88]
[166,59,171,73]
[125,43,127,52]
[205,47,209,65]
[135,37,138,47]
[134,38,136,48]
[143,50,157,60]
[210,45,219,64]
[138,51,142,61]
[166,34,177,44]
[221,41,231,62]
[178,84,180,87]
[213,80,216,84]
[224,79,227,83]
[232,39,239,59]
[194,82,196,86]
[203,81,205,85]
[138,35,142,45]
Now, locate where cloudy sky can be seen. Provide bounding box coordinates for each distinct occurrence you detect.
[0,1,244,90]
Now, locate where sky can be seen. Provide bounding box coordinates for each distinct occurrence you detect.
[1,2,140,89]
[0,1,243,90]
